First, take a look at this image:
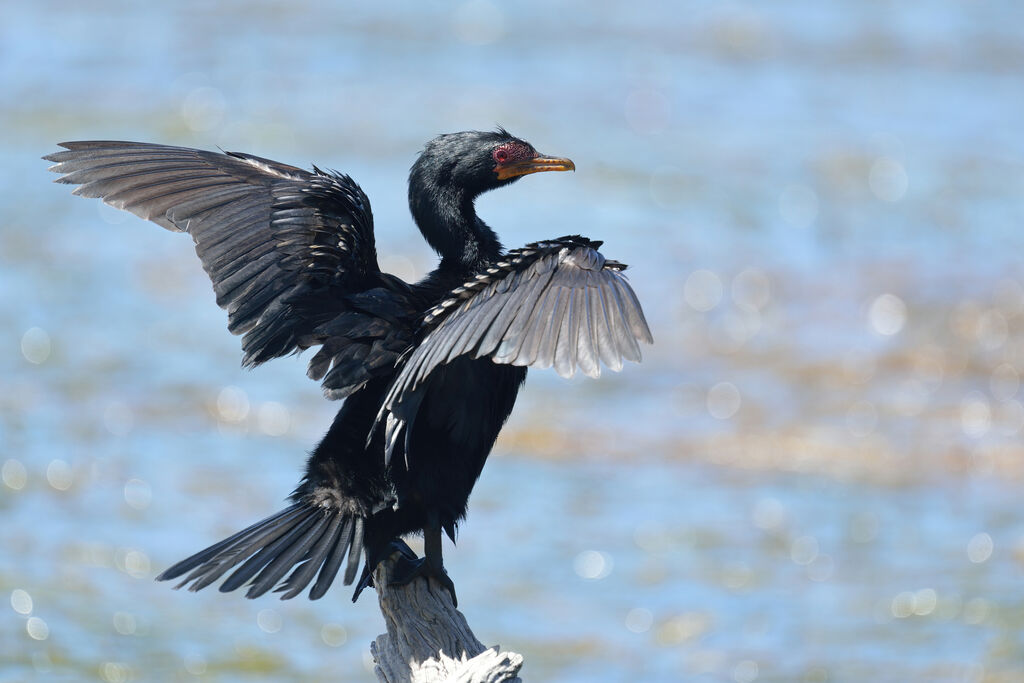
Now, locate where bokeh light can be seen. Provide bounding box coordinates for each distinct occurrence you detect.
[99,662,131,683]
[123,478,152,510]
[733,660,759,683]
[320,623,348,647]
[790,535,819,565]
[573,550,613,580]
[10,589,33,615]
[707,382,741,420]
[868,157,908,202]
[257,401,291,437]
[20,327,51,364]
[46,459,73,491]
[113,612,137,636]
[966,533,993,564]
[256,609,282,634]
[961,393,992,439]
[2,459,28,490]
[990,364,1019,400]
[731,269,771,312]
[684,269,724,312]
[216,385,250,423]
[183,655,207,676]
[751,498,785,531]
[624,608,653,634]
[868,294,907,336]
[103,401,135,437]
[26,617,49,641]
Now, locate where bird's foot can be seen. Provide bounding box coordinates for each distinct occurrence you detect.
[351,538,419,603]
[388,553,458,607]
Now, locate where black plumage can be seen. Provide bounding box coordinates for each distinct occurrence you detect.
[45,130,653,605]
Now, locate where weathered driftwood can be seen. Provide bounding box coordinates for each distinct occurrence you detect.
[370,550,524,683]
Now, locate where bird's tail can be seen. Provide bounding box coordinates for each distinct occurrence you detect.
[155,502,367,600]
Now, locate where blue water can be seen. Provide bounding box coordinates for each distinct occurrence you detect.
[4,1,1024,681]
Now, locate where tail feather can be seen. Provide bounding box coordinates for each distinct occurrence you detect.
[159,504,306,582]
[311,517,358,600]
[345,517,365,585]
[219,511,323,593]
[156,503,368,601]
[173,505,314,592]
[241,513,331,598]
[275,513,345,599]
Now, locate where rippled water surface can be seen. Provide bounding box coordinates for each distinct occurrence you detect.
[4,1,1024,681]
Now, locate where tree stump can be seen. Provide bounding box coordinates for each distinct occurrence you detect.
[370,550,524,683]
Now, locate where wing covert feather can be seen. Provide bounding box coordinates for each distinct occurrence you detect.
[382,236,653,416]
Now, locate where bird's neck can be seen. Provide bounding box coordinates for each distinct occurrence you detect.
[410,185,502,272]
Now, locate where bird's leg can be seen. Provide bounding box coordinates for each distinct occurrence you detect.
[387,512,458,606]
[423,511,444,573]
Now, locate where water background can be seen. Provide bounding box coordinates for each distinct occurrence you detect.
[3,1,1024,681]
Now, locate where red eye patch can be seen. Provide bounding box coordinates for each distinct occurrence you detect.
[492,143,533,165]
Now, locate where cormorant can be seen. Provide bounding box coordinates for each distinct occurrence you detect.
[45,130,652,605]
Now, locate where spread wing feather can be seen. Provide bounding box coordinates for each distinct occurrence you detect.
[378,236,653,463]
[390,236,651,398]
[45,141,384,369]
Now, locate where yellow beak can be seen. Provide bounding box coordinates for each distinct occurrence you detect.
[495,155,575,180]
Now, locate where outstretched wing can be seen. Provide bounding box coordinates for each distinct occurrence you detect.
[45,141,382,368]
[378,235,652,461]
[396,235,651,387]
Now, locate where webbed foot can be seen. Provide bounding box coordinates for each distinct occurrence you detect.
[388,553,458,607]
[351,538,418,602]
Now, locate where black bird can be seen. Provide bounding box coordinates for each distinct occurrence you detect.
[45,130,652,605]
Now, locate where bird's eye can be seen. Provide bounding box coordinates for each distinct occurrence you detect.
[493,148,510,164]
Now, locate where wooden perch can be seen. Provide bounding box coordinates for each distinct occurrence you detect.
[370,550,524,683]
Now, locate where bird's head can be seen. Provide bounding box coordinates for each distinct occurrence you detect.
[410,129,575,198]
[408,129,574,265]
